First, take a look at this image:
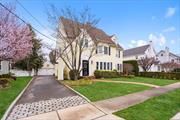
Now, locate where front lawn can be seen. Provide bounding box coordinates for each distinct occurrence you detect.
[114,89,180,120]
[73,82,150,101]
[0,77,32,119]
[108,77,179,86]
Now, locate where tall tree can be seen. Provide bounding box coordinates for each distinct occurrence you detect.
[15,25,44,75]
[0,4,33,61]
[48,6,99,80]
[138,57,159,72]
[161,62,180,72]
[49,50,56,65]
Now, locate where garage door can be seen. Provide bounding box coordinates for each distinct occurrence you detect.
[37,68,55,75]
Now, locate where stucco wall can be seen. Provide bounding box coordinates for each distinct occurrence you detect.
[0,61,9,75]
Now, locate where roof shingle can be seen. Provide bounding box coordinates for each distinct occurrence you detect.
[60,17,123,50]
[123,45,149,57]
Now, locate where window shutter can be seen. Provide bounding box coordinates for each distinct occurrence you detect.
[109,47,111,55]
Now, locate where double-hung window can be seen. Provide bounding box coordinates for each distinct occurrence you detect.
[104,46,108,54]
[104,62,106,70]
[96,62,99,70]
[107,62,109,70]
[100,62,103,70]
[98,46,103,54]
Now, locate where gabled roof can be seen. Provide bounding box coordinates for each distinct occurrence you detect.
[123,45,150,57]
[60,17,123,50]
[157,50,180,58]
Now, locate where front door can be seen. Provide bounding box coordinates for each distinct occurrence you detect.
[82,60,89,76]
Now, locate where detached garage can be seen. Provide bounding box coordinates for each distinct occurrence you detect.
[37,62,55,75]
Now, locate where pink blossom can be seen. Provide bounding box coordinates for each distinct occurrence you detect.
[0,4,33,61]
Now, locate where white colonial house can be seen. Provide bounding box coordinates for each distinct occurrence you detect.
[55,17,123,80]
[123,41,158,71]
[156,47,180,71]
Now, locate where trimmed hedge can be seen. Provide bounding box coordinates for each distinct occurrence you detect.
[123,60,139,75]
[0,74,16,80]
[94,70,120,78]
[139,72,180,80]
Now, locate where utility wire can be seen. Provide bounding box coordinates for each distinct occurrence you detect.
[15,0,54,37]
[0,3,56,43]
[0,2,77,57]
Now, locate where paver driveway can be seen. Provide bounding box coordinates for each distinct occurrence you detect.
[7,76,87,120]
[16,75,77,104]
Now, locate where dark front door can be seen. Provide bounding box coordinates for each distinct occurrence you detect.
[82,60,89,76]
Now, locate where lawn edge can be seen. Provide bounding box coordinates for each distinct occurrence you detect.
[1,76,35,120]
[59,81,91,103]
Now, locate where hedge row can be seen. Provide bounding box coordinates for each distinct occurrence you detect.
[94,70,120,78]
[139,72,180,80]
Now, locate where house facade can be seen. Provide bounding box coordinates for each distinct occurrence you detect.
[123,41,158,71]
[55,17,123,80]
[156,47,180,71]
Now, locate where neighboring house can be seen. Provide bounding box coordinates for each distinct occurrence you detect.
[123,41,158,71]
[0,60,10,75]
[156,47,180,71]
[55,17,123,80]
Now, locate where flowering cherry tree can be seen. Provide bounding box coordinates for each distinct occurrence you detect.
[0,4,33,61]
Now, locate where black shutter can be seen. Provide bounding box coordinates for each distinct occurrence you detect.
[109,47,111,55]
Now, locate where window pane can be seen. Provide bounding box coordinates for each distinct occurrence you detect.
[96,62,99,70]
[100,62,102,70]
[107,62,109,70]
[110,62,112,70]
[104,62,106,70]
[104,47,108,54]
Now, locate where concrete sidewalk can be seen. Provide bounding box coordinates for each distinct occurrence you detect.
[94,79,160,88]
[17,82,180,120]
[93,82,180,113]
[18,104,124,120]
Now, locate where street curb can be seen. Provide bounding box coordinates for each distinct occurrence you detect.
[59,81,91,103]
[1,77,35,120]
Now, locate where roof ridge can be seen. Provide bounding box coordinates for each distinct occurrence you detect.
[124,44,149,51]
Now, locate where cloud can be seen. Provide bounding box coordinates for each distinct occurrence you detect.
[165,7,176,18]
[170,40,175,44]
[148,33,166,46]
[128,40,147,48]
[128,44,133,48]
[162,26,176,33]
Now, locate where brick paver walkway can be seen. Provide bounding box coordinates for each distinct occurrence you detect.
[94,79,160,88]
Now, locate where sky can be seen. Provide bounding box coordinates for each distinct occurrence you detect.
[1,0,180,55]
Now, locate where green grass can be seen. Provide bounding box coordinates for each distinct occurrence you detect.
[0,77,32,119]
[74,82,150,101]
[114,89,180,120]
[107,77,179,86]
